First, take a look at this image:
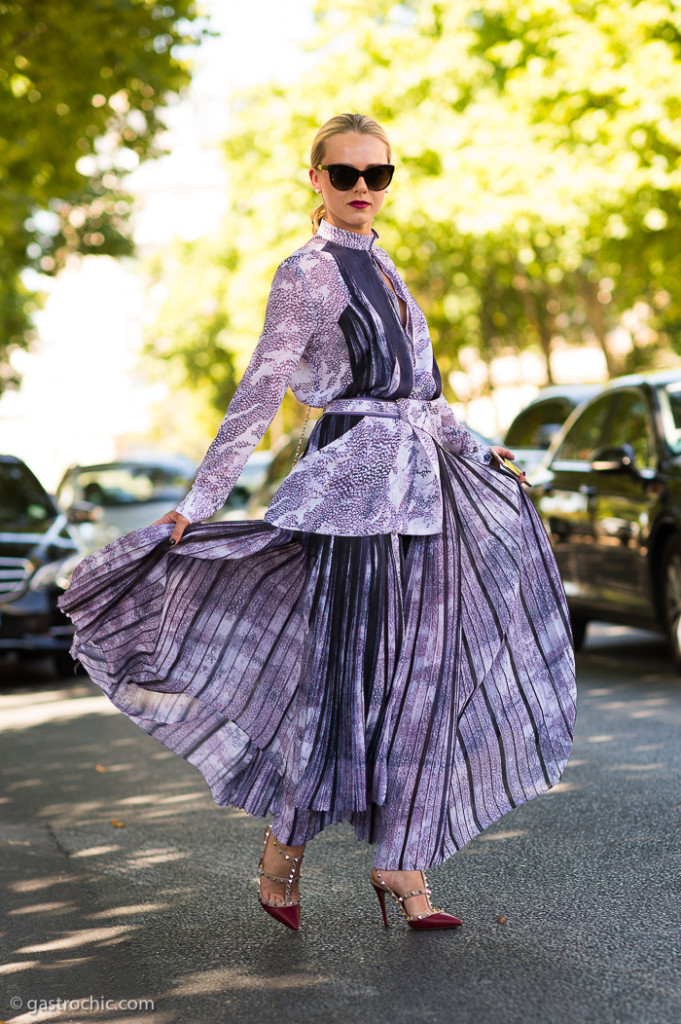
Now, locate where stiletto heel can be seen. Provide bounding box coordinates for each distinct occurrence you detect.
[371,880,389,928]
[257,825,304,931]
[370,869,463,930]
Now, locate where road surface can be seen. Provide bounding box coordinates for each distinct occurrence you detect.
[1,623,680,1024]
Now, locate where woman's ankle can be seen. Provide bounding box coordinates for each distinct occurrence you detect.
[270,830,305,856]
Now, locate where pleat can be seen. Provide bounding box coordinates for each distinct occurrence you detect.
[58,450,575,869]
[371,449,575,868]
[60,520,312,815]
[284,533,402,813]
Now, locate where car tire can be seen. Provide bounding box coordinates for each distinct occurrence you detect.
[661,533,681,672]
[53,651,81,678]
[569,614,588,652]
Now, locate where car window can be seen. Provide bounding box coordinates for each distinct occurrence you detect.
[554,394,616,462]
[0,462,54,522]
[659,383,681,455]
[608,391,655,468]
[74,466,193,507]
[57,477,76,509]
[505,400,570,449]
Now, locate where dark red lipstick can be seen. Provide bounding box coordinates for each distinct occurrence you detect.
[349,201,370,208]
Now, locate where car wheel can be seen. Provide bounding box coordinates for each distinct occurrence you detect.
[570,614,588,651]
[53,651,81,678]
[661,534,681,672]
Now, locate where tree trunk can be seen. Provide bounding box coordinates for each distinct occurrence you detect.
[518,286,555,384]
[583,280,617,378]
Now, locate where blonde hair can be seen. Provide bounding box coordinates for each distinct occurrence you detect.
[310,113,392,233]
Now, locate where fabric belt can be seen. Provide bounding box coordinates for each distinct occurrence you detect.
[322,396,443,442]
[323,396,400,420]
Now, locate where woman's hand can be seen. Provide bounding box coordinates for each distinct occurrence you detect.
[490,446,527,485]
[150,509,190,546]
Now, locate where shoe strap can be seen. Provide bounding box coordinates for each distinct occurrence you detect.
[259,826,303,905]
[373,870,434,911]
[405,909,443,921]
[259,868,293,885]
[259,894,299,908]
[271,832,304,865]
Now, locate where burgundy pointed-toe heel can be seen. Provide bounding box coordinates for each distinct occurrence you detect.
[257,826,304,932]
[370,869,463,930]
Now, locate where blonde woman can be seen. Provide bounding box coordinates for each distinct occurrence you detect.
[60,114,576,932]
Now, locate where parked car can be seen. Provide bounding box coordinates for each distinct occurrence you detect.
[56,456,198,547]
[529,370,681,667]
[0,455,97,675]
[216,451,272,521]
[55,452,273,543]
[504,384,601,475]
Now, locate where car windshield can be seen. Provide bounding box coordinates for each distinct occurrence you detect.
[0,462,54,523]
[505,400,570,449]
[72,466,193,507]
[658,384,681,455]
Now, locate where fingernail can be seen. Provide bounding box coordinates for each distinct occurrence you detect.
[168,538,176,546]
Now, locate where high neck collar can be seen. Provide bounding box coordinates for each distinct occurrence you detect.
[316,218,378,250]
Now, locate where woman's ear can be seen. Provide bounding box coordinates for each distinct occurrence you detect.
[309,167,322,192]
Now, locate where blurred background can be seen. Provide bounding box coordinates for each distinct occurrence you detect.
[2,0,681,492]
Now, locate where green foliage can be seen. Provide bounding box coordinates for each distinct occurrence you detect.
[144,235,240,442]
[0,0,205,392]
[152,0,681,425]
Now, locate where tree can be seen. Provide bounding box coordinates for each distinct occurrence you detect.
[149,0,681,433]
[0,0,205,392]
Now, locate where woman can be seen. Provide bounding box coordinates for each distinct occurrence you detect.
[59,113,576,933]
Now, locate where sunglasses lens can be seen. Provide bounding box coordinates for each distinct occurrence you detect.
[328,166,358,190]
[325,165,394,191]
[365,166,393,190]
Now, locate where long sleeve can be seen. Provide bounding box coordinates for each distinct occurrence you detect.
[433,394,492,464]
[174,257,317,524]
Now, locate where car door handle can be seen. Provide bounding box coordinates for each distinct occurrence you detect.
[579,484,596,497]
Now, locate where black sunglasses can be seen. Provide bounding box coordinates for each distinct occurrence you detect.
[315,163,394,192]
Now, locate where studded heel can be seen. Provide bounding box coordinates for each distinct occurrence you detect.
[370,869,463,930]
[257,825,304,931]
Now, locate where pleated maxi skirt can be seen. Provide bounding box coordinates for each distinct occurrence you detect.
[58,444,576,870]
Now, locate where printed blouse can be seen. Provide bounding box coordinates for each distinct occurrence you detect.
[174,217,492,535]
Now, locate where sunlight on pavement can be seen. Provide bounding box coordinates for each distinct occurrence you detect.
[70,846,121,859]
[10,874,80,894]
[171,967,329,996]
[8,902,75,916]
[87,903,170,919]
[16,925,131,954]
[1,693,117,731]
[477,829,528,841]
[124,850,188,868]
[0,960,40,975]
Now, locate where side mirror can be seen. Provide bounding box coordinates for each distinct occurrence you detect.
[590,444,636,474]
[66,500,102,524]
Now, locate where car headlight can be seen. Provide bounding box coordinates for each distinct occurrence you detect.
[29,553,83,592]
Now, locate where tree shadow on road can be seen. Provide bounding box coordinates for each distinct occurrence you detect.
[2,643,680,1024]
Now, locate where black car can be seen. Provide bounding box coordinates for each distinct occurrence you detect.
[504,383,601,475]
[0,455,95,674]
[529,371,681,667]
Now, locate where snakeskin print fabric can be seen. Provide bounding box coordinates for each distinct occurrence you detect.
[58,217,576,870]
[174,218,491,533]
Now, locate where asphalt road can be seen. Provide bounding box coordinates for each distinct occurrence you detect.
[1,623,680,1024]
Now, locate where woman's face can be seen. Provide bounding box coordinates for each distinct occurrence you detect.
[309,133,390,236]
